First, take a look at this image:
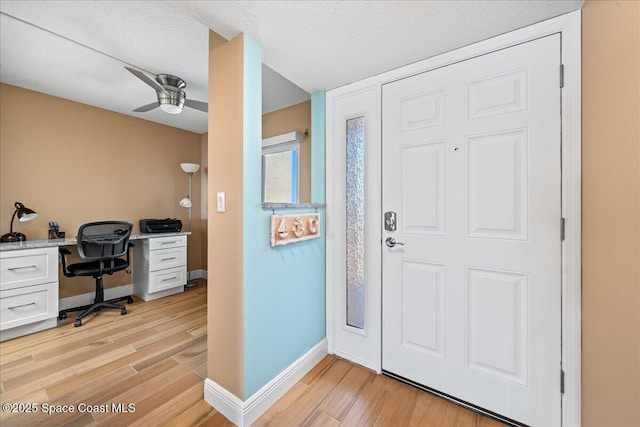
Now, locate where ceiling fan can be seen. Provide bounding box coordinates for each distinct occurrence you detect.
[125,66,208,115]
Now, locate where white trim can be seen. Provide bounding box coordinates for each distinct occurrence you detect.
[189,269,207,280]
[325,11,581,426]
[558,11,582,427]
[58,284,133,311]
[204,338,328,427]
[326,84,382,372]
[261,131,305,148]
[0,318,57,342]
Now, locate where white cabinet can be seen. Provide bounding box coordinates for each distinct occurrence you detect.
[133,235,186,301]
[0,247,59,341]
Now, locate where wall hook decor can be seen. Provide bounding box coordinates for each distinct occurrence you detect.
[270,213,321,247]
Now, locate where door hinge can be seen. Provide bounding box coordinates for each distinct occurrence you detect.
[560,64,565,88]
[561,217,566,241]
[560,369,565,394]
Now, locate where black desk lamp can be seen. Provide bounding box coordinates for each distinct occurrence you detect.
[1,202,38,242]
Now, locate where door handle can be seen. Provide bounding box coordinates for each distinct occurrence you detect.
[385,237,405,248]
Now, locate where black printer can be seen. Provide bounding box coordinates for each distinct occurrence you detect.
[139,218,182,233]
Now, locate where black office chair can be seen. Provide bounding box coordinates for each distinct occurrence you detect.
[59,221,135,327]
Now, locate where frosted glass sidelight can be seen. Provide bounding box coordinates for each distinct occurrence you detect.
[346,116,365,329]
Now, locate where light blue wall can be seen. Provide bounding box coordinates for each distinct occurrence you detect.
[242,34,326,399]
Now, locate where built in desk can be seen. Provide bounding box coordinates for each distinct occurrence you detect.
[0,232,189,341]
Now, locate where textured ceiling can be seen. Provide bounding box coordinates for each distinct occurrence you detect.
[0,1,582,134]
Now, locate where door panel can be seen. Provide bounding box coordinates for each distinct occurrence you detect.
[467,267,528,385]
[382,35,561,425]
[401,142,445,235]
[467,129,528,239]
[400,260,445,358]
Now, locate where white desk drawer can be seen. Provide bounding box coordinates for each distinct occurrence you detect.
[149,246,186,271]
[148,267,186,293]
[0,282,58,331]
[0,247,58,291]
[149,236,186,251]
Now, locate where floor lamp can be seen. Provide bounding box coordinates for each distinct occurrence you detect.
[180,162,200,287]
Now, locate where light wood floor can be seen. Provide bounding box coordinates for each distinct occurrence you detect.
[0,281,505,426]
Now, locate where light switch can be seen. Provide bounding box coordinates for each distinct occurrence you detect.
[217,192,225,212]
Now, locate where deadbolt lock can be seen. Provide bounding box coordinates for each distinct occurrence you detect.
[384,211,397,232]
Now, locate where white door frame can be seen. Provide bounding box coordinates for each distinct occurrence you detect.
[326,10,581,426]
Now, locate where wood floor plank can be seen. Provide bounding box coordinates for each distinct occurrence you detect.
[187,323,207,337]
[79,356,183,414]
[95,371,203,426]
[172,335,208,364]
[59,412,97,427]
[0,354,34,376]
[0,389,49,426]
[268,359,352,427]
[162,398,221,427]
[44,345,179,401]
[192,410,236,427]
[0,345,136,403]
[305,410,340,427]
[372,375,418,427]
[47,364,137,403]
[409,389,442,426]
[300,354,335,385]
[252,382,308,427]
[317,362,373,420]
[130,333,206,371]
[130,381,203,427]
[478,414,509,427]
[1,337,116,384]
[340,376,389,427]
[412,389,454,426]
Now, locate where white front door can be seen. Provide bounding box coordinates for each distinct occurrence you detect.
[382,34,562,425]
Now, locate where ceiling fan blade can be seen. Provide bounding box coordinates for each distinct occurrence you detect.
[125,66,168,95]
[133,102,160,112]
[184,99,208,113]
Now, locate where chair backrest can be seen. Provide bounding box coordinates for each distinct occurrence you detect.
[77,221,133,261]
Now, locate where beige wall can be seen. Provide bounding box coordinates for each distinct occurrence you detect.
[207,32,244,398]
[262,100,312,202]
[582,1,640,425]
[0,83,203,296]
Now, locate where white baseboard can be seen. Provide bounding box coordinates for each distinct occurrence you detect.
[188,269,208,280]
[59,272,206,309]
[58,284,133,311]
[204,338,328,427]
[0,318,57,342]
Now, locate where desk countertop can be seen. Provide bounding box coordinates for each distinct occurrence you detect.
[0,232,190,252]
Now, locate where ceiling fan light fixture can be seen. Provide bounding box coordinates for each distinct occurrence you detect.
[127,68,206,114]
[157,85,186,114]
[160,103,183,114]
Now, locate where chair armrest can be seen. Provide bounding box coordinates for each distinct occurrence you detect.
[126,241,134,265]
[59,247,73,277]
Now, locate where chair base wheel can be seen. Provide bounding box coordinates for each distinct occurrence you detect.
[121,308,127,315]
[59,312,67,320]
[127,297,133,304]
[74,320,82,327]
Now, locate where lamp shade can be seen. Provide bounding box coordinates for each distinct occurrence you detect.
[180,163,200,174]
[1,202,38,242]
[16,203,37,222]
[179,197,192,208]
